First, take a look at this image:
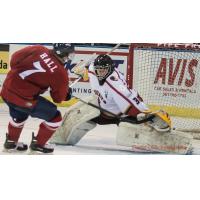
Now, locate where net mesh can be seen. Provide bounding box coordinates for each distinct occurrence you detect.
[132,46,200,130]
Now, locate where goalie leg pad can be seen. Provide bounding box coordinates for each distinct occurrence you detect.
[65,121,97,145]
[50,95,100,145]
[116,122,192,154]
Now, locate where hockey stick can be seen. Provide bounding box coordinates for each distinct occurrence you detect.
[106,43,122,55]
[72,95,155,125]
[69,77,82,87]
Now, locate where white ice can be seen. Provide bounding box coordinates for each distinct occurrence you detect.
[0,104,135,155]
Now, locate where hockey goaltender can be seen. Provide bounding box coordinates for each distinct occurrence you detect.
[51,54,200,155]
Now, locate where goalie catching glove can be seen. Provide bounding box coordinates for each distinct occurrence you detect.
[140,110,172,132]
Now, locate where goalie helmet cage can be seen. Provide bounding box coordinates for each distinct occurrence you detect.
[127,43,200,130]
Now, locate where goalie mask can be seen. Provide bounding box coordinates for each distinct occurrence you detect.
[53,43,75,63]
[94,54,115,82]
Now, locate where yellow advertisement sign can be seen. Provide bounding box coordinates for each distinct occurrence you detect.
[0,44,9,74]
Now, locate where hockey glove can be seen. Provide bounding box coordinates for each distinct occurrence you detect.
[65,87,72,101]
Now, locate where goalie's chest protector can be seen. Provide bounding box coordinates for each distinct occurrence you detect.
[88,66,124,115]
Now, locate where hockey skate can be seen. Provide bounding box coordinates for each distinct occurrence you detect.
[4,133,28,152]
[29,132,54,154]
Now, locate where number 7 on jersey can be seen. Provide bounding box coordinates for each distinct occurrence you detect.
[19,61,46,79]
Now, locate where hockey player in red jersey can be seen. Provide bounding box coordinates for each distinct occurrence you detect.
[0,43,75,153]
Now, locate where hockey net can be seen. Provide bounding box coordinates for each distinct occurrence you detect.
[127,43,200,131]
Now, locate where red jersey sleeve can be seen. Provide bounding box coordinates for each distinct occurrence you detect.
[49,67,69,103]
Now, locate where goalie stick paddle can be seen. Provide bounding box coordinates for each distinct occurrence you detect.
[72,95,155,125]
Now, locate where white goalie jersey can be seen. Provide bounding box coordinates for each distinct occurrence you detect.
[88,64,149,116]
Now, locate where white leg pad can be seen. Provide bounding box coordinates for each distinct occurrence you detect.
[64,121,97,145]
[116,122,192,154]
[50,95,100,145]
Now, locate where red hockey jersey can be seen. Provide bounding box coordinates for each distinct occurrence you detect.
[1,45,69,108]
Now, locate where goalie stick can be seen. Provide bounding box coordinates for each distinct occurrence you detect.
[72,95,155,125]
[106,43,122,55]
